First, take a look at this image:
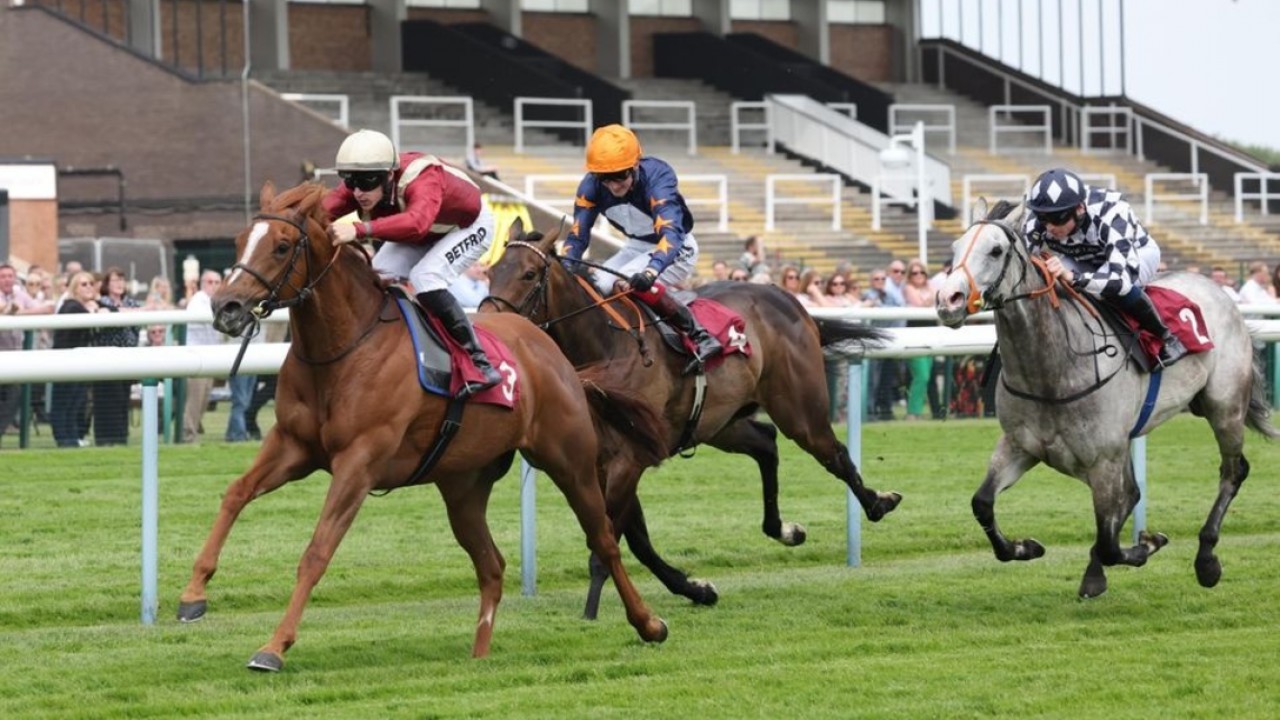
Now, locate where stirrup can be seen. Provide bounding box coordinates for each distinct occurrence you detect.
[457,364,501,399]
[1157,335,1188,368]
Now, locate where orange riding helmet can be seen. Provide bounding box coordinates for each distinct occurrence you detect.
[585,124,643,174]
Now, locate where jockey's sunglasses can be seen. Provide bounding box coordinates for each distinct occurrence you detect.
[340,172,387,192]
[1035,207,1076,226]
[594,169,632,184]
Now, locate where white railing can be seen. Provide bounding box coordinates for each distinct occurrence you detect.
[522,174,583,212]
[889,103,956,154]
[622,100,697,156]
[1081,106,1133,155]
[1079,173,1119,192]
[989,104,1053,155]
[960,174,1030,218]
[679,174,729,232]
[768,94,953,209]
[730,101,772,154]
[389,95,474,155]
[514,97,592,154]
[1234,172,1280,223]
[1146,173,1209,226]
[280,92,349,129]
[765,173,842,231]
[825,102,858,120]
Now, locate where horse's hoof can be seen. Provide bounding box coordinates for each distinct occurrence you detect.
[643,618,669,644]
[1141,531,1170,554]
[1195,554,1222,588]
[1021,539,1046,560]
[1078,571,1108,599]
[176,599,207,623]
[246,651,284,672]
[867,492,903,522]
[689,579,719,607]
[778,522,807,547]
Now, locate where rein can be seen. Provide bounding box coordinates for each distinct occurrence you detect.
[956,216,1127,405]
[234,211,388,368]
[486,241,652,362]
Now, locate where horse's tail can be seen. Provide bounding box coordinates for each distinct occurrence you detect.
[1246,355,1280,439]
[813,317,891,350]
[577,364,670,470]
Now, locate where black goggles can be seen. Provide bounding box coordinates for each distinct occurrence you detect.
[340,172,387,192]
[595,169,632,184]
[1035,207,1076,226]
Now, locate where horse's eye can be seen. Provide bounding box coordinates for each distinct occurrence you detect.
[990,246,1004,259]
[522,270,536,281]
[274,242,290,256]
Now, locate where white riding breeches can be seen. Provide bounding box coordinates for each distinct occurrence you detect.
[372,204,495,293]
[591,233,700,293]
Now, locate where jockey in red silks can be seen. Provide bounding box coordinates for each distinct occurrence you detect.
[323,129,502,394]
[1025,167,1187,368]
[563,124,722,374]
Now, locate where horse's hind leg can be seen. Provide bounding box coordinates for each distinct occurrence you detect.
[437,475,505,658]
[1080,457,1168,599]
[585,495,719,620]
[1197,440,1250,588]
[764,396,901,521]
[178,433,315,622]
[708,418,807,545]
[972,436,1045,563]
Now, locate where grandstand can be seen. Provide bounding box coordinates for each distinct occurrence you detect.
[2,1,1277,283]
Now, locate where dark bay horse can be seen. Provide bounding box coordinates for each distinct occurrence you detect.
[484,221,901,617]
[176,182,669,671]
[936,199,1277,597]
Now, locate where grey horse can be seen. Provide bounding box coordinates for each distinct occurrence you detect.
[935,198,1277,598]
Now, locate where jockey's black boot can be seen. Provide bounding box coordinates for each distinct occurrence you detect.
[649,290,723,375]
[1118,287,1187,369]
[418,290,502,395]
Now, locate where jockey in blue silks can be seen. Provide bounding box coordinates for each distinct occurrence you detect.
[1025,167,1188,368]
[562,124,722,373]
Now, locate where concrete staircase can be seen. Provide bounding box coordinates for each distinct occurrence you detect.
[611,78,741,149]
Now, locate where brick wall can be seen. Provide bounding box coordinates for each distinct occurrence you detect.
[630,16,703,78]
[289,4,370,71]
[829,24,895,82]
[406,8,491,25]
[522,12,598,74]
[1,8,346,241]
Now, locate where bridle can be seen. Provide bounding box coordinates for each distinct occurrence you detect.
[227,210,385,369]
[482,240,653,362]
[231,212,343,317]
[954,215,1125,405]
[953,218,1060,314]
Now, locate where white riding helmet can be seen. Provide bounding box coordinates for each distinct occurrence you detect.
[334,129,400,173]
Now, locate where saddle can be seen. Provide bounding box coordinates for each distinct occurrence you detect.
[635,292,752,371]
[1087,286,1214,373]
[388,286,518,408]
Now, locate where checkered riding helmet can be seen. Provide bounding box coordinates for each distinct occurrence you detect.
[1027,168,1086,213]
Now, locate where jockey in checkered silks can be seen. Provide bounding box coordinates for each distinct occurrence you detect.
[1023,167,1188,368]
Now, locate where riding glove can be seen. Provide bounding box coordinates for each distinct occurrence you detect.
[628,268,659,293]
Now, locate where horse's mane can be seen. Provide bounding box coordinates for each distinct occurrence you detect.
[987,199,1019,222]
[526,230,594,282]
[263,181,382,292]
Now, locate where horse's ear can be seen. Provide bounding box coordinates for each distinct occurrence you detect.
[969,196,989,225]
[541,217,563,247]
[259,181,277,211]
[1009,200,1028,229]
[508,217,525,243]
[295,183,323,218]
[538,218,563,252]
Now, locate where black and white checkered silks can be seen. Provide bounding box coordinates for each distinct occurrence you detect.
[1022,185,1161,300]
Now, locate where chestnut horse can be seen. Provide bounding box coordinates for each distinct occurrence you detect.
[176,182,669,671]
[484,221,902,619]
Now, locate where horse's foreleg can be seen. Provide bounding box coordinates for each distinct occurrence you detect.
[178,434,313,622]
[708,419,807,545]
[972,437,1043,563]
[1196,454,1249,588]
[247,467,373,672]
[1080,458,1168,599]
[437,476,505,659]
